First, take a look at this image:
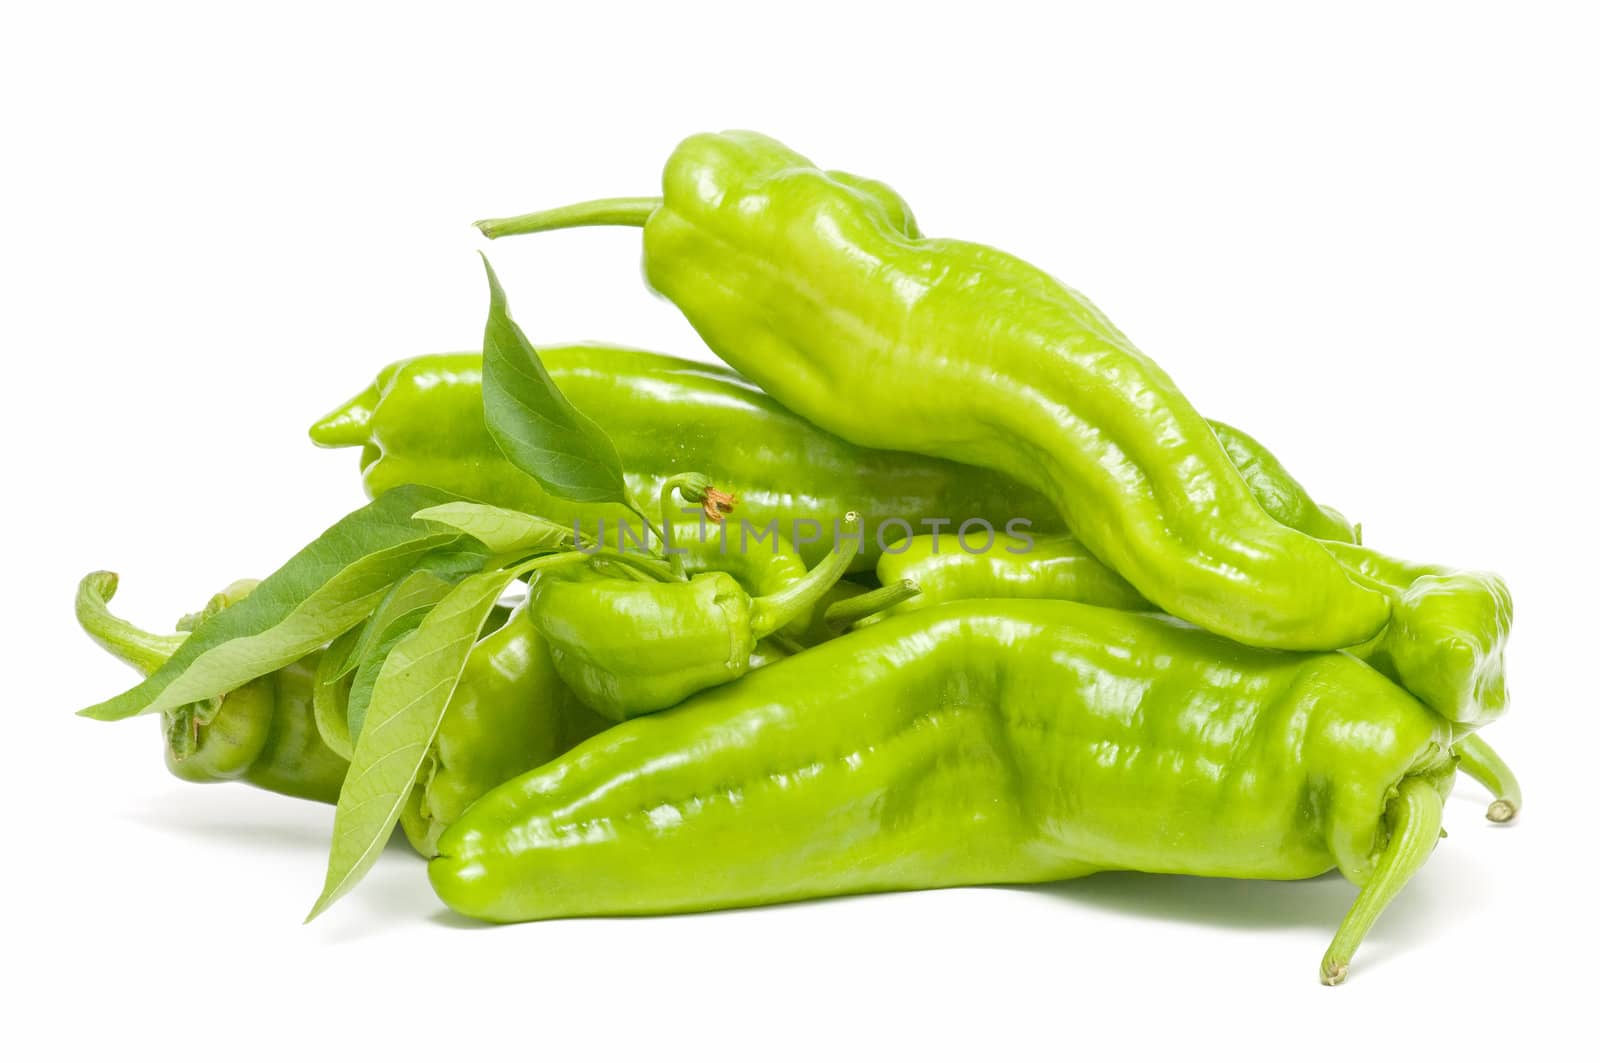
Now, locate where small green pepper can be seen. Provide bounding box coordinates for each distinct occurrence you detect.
[76,572,348,804]
[431,599,1461,984]
[77,571,612,846]
[529,514,862,719]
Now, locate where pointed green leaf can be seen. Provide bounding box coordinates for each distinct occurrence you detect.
[346,605,431,741]
[330,547,490,680]
[414,501,577,554]
[79,485,460,721]
[480,255,631,506]
[305,567,517,921]
[312,627,360,761]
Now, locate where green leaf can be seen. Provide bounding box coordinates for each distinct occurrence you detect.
[79,485,461,721]
[312,628,360,761]
[346,605,431,741]
[330,548,490,680]
[414,501,577,554]
[304,567,518,922]
[480,254,632,506]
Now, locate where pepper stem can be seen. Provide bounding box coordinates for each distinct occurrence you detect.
[822,579,921,634]
[75,572,186,676]
[1453,734,1522,823]
[475,197,664,239]
[659,472,740,579]
[748,513,862,638]
[1320,777,1444,985]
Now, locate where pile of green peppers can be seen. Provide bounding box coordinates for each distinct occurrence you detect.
[76,131,1518,986]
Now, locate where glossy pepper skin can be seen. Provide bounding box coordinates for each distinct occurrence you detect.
[669,514,816,641]
[529,515,861,720]
[398,601,608,856]
[875,534,1510,728]
[76,573,348,804]
[311,350,1337,573]
[476,132,1392,651]
[1322,541,1511,729]
[874,532,1149,616]
[1210,420,1357,545]
[861,415,1346,622]
[310,348,1060,571]
[430,600,1457,983]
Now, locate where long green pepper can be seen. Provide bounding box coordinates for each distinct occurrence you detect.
[478,133,1511,724]
[311,347,1060,571]
[311,350,1361,571]
[477,132,1392,651]
[431,599,1457,985]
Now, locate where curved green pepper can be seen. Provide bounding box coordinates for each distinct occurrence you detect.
[476,132,1393,651]
[529,515,861,720]
[311,348,1060,571]
[76,572,348,804]
[431,599,1458,985]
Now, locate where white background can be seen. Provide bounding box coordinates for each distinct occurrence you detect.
[4,1,1595,1057]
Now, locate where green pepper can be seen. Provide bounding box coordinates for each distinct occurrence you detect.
[77,571,612,847]
[874,532,1149,616]
[868,537,1518,813]
[310,348,1061,571]
[1322,541,1512,729]
[76,572,348,804]
[312,350,1361,574]
[430,599,1459,985]
[875,532,1509,728]
[528,514,862,720]
[397,601,608,856]
[477,132,1394,651]
[1210,420,1358,545]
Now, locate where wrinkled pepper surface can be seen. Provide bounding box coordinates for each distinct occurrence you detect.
[869,540,1518,814]
[878,533,1509,727]
[476,133,1394,651]
[431,599,1458,985]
